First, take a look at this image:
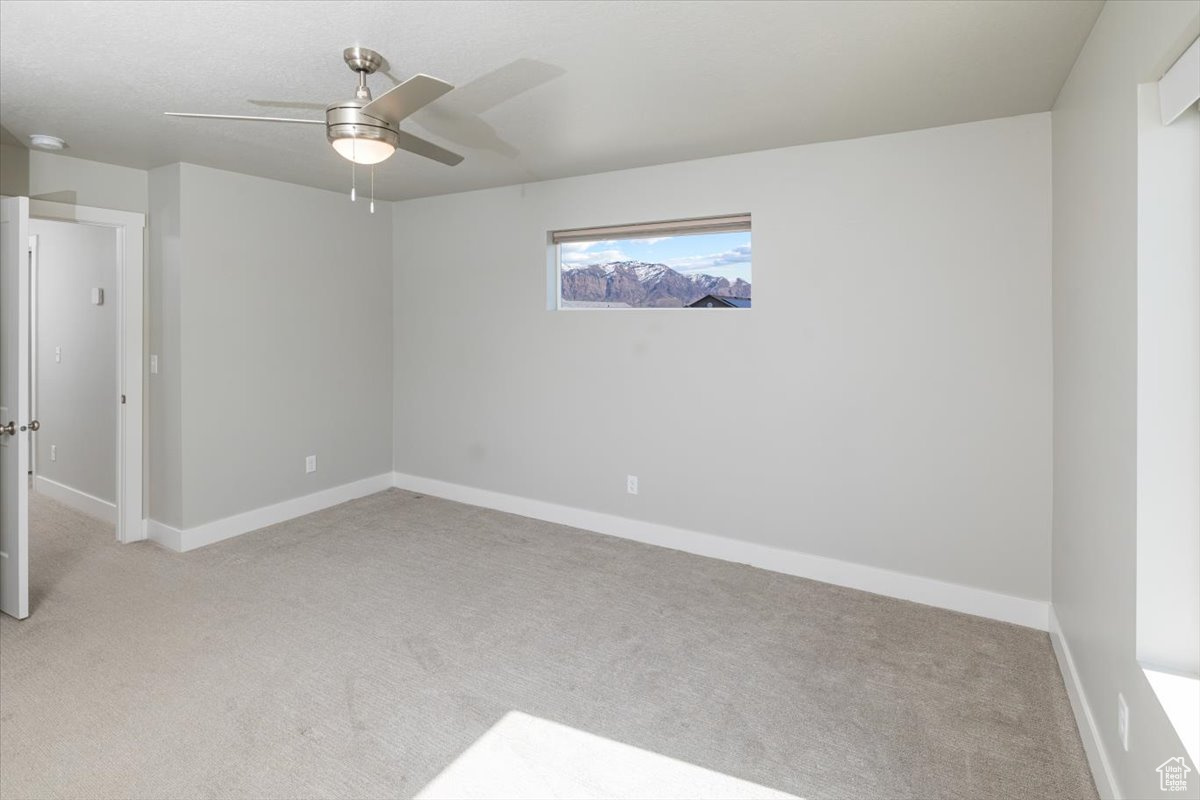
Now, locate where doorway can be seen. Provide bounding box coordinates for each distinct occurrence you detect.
[29,219,120,528]
[0,197,144,620]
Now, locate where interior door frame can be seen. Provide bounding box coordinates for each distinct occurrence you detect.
[29,200,145,542]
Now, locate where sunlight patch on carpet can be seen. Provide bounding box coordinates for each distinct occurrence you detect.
[415,711,801,800]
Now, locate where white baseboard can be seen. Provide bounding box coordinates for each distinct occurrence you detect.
[1049,606,1120,800]
[146,473,393,553]
[34,475,117,525]
[390,471,1049,630]
[145,518,183,551]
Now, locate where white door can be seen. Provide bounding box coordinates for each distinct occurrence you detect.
[1,196,31,620]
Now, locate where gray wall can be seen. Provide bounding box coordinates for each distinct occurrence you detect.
[392,112,1053,602]
[30,218,117,503]
[148,164,183,527]
[28,151,147,213]
[0,140,29,197]
[148,163,393,529]
[1052,1,1200,797]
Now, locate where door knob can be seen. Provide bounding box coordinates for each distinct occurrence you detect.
[0,421,13,436]
[21,420,40,432]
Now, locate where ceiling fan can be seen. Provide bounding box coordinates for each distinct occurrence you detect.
[165,47,464,169]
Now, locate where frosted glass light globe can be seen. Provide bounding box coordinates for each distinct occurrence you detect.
[331,136,395,165]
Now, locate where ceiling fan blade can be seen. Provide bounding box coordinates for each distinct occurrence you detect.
[164,112,325,124]
[248,99,327,111]
[361,74,454,123]
[393,129,464,166]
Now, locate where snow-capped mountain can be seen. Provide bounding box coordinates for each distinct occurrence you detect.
[561,260,751,308]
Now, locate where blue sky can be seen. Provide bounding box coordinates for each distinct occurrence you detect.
[560,231,752,283]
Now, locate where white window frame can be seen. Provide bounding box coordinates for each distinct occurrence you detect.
[549,213,751,311]
[1135,34,1200,770]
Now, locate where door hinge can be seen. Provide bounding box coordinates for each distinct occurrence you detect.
[121,394,126,404]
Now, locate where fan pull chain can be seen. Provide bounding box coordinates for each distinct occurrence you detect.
[350,140,357,202]
[370,166,375,214]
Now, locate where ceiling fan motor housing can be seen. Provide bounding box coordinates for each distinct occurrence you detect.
[328,47,399,150]
[325,101,401,151]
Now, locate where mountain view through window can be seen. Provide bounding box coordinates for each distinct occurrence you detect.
[559,230,751,309]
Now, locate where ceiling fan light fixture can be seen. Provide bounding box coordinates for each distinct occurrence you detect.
[331,135,396,165]
[326,103,401,165]
[164,47,463,179]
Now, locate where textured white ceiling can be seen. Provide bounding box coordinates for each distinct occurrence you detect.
[0,0,1101,201]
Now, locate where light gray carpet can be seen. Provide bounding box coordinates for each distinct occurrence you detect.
[1,489,1097,800]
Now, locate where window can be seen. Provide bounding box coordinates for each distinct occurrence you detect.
[552,214,751,309]
[1135,37,1200,768]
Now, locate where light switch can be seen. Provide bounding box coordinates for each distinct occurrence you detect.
[91,287,104,305]
[150,355,159,374]
[55,346,62,364]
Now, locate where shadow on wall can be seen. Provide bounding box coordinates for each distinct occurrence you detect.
[30,191,78,205]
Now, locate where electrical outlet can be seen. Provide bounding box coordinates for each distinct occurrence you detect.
[626,475,638,495]
[150,354,159,374]
[305,455,317,474]
[1117,693,1129,751]
[50,444,56,462]
[54,345,61,364]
